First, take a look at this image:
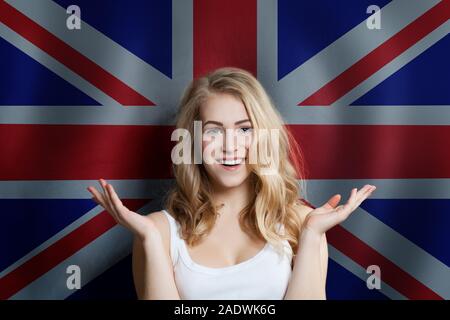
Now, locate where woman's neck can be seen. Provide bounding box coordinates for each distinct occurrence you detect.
[211,178,253,218]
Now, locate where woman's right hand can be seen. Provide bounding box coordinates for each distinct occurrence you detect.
[87,179,159,242]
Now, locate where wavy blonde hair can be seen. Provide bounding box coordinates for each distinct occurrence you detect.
[164,67,309,260]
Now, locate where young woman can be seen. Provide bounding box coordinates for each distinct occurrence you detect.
[87,67,376,300]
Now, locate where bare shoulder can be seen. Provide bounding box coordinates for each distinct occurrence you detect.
[145,210,170,233]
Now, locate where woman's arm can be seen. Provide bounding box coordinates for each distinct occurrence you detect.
[284,205,328,300]
[284,229,328,299]
[132,221,181,299]
[284,185,376,299]
[87,180,180,299]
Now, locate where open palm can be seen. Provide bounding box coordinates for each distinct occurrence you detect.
[87,179,157,241]
[303,184,376,236]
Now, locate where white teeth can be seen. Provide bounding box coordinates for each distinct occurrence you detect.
[219,159,243,165]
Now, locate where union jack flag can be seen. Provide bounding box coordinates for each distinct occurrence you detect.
[0,0,449,300]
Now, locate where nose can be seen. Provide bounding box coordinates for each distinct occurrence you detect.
[223,129,238,156]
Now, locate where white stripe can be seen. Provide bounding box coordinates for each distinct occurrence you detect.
[304,179,450,200]
[0,21,120,107]
[328,245,407,300]
[257,0,278,86]
[334,21,450,106]
[3,179,449,199]
[0,179,174,199]
[0,104,179,125]
[277,105,450,125]
[1,105,450,125]
[3,105,448,126]
[172,0,194,95]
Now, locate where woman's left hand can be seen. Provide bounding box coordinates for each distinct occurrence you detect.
[302,184,376,238]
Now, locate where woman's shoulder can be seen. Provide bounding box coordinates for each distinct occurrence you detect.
[141,210,172,252]
[145,209,170,225]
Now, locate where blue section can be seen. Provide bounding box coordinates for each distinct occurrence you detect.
[326,259,388,300]
[361,199,450,266]
[67,254,137,300]
[53,0,172,77]
[278,0,391,80]
[0,38,100,105]
[0,199,97,272]
[353,35,450,105]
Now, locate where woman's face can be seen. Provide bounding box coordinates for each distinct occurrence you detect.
[199,93,253,189]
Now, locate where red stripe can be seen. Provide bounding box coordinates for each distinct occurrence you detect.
[0,200,149,299]
[287,124,450,179]
[327,225,443,300]
[1,124,449,180]
[299,0,450,106]
[0,1,154,106]
[0,124,175,180]
[194,0,257,78]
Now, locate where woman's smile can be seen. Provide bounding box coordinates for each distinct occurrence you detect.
[216,157,246,171]
[219,161,243,171]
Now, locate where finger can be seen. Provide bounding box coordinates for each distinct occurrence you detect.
[99,179,113,206]
[335,185,376,222]
[98,179,115,214]
[342,185,375,216]
[343,185,368,210]
[322,194,341,210]
[357,184,374,199]
[335,187,360,217]
[353,185,376,208]
[87,186,108,208]
[351,186,366,209]
[347,188,358,205]
[91,196,99,204]
[104,184,123,223]
[106,183,125,214]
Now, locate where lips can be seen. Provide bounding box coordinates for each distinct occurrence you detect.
[218,158,244,165]
[216,158,245,171]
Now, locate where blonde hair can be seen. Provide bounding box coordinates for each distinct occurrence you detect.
[164,67,309,260]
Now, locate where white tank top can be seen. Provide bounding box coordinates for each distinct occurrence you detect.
[162,209,293,300]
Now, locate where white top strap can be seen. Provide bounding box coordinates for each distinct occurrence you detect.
[162,209,181,266]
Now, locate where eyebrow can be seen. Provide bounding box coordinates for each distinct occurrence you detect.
[203,119,251,126]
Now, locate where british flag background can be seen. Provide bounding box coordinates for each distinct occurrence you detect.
[0,0,449,300]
